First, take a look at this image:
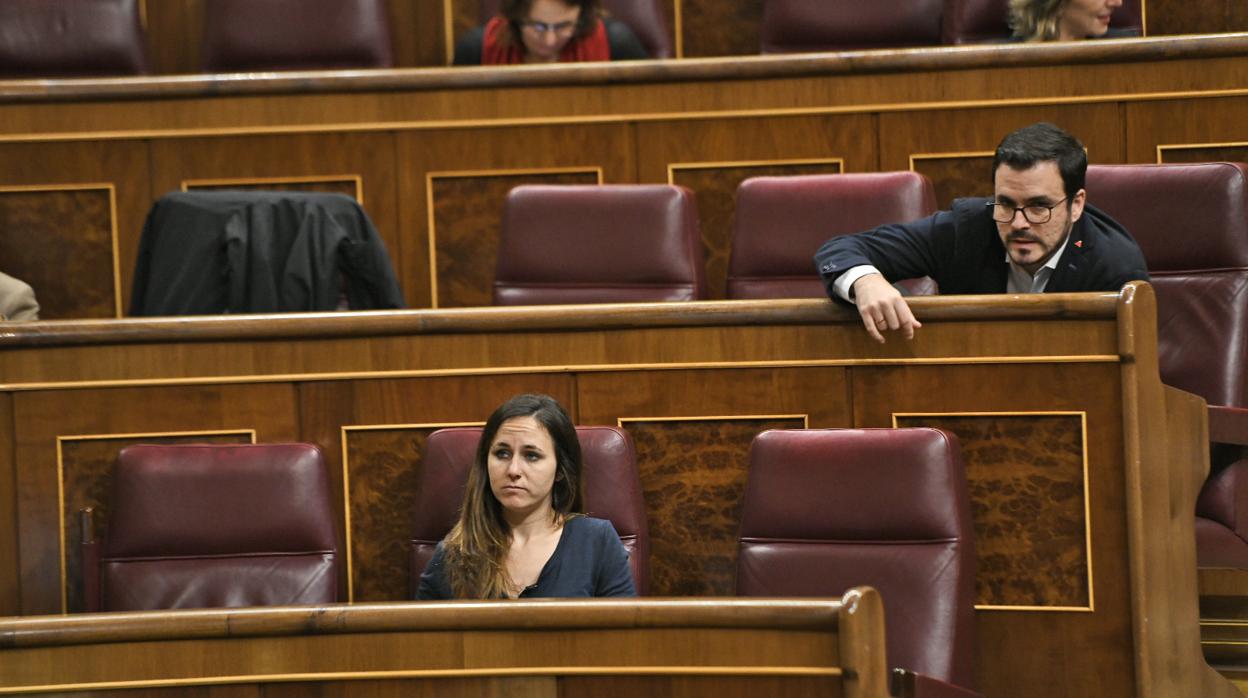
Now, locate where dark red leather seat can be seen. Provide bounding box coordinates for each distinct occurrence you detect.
[202,0,393,72]
[1087,162,1248,568]
[0,0,147,77]
[760,0,943,53]
[737,428,977,692]
[727,172,938,299]
[494,185,705,305]
[411,426,650,595]
[942,0,1141,44]
[83,443,342,611]
[478,0,672,58]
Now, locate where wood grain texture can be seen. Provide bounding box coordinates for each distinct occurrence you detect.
[13,384,300,615]
[1125,96,1248,164]
[678,0,764,57]
[0,393,16,617]
[1159,145,1248,164]
[430,170,599,308]
[0,140,149,320]
[61,431,253,613]
[0,188,116,320]
[896,414,1089,607]
[671,160,842,299]
[625,416,804,596]
[853,362,1135,697]
[184,179,359,200]
[911,156,994,210]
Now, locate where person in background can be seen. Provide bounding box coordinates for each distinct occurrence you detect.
[1009,0,1138,41]
[416,393,636,599]
[814,122,1148,343]
[453,0,647,65]
[0,271,39,321]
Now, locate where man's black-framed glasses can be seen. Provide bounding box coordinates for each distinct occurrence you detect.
[987,197,1068,224]
[522,19,577,35]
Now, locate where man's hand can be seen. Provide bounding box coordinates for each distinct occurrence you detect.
[851,273,922,343]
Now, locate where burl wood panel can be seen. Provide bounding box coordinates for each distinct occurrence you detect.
[911,156,994,210]
[679,0,764,57]
[344,426,449,602]
[1159,145,1248,164]
[1146,0,1248,34]
[0,188,117,319]
[623,417,805,596]
[184,179,361,202]
[60,431,254,613]
[671,161,842,299]
[896,414,1089,608]
[430,170,599,308]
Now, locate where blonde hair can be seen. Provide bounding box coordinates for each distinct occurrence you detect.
[1008,0,1067,41]
[442,394,584,598]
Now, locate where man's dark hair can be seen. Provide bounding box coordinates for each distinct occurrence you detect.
[991,122,1087,199]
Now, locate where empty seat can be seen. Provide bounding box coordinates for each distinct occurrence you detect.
[1087,162,1248,568]
[82,443,343,611]
[478,0,672,58]
[0,0,148,78]
[737,428,977,691]
[761,0,944,53]
[202,0,393,72]
[129,190,404,315]
[494,185,705,305]
[727,172,938,299]
[943,0,1142,44]
[411,426,650,595]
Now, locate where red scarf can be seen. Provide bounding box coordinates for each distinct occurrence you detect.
[481,16,610,64]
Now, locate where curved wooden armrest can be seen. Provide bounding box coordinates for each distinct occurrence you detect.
[890,669,984,698]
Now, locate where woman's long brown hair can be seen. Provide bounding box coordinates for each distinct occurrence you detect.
[442,393,584,598]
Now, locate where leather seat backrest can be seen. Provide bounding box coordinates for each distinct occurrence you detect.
[0,0,148,77]
[494,185,705,305]
[94,443,342,611]
[943,0,1142,44]
[761,0,943,53]
[478,0,672,58]
[727,172,937,299]
[1087,162,1248,408]
[737,428,976,687]
[202,0,393,72]
[411,425,650,594]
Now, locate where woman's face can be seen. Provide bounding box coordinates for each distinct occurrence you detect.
[487,416,559,516]
[519,0,582,62]
[1058,0,1123,40]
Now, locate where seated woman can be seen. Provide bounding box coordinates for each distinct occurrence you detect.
[416,393,636,599]
[1009,0,1139,41]
[453,0,647,65]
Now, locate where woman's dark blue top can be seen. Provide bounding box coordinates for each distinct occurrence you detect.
[416,516,637,599]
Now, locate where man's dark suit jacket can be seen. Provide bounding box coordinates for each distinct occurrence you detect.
[814,197,1150,300]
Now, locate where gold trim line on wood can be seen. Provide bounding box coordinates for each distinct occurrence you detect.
[908,151,996,172]
[0,355,1124,393]
[56,429,258,614]
[1200,641,1248,647]
[618,414,810,427]
[892,411,1094,613]
[1139,0,1147,37]
[672,0,684,59]
[11,86,1248,145]
[666,157,845,184]
[442,0,456,66]
[1156,141,1248,163]
[0,665,844,695]
[0,182,124,318]
[1202,620,1248,627]
[338,421,487,602]
[180,175,365,205]
[425,166,604,309]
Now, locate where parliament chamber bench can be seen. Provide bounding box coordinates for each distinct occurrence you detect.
[5,33,1248,318]
[0,284,1240,697]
